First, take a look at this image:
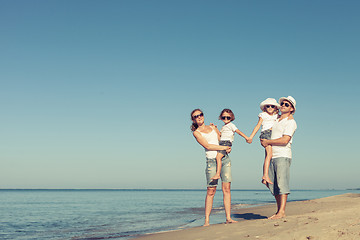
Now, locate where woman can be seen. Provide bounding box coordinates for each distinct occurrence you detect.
[191,109,238,226]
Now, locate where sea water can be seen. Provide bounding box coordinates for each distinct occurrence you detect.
[0,189,357,240]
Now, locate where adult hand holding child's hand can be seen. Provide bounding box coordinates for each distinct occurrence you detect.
[261,139,269,147]
[226,147,231,154]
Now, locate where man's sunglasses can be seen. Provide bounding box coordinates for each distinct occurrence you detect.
[281,102,291,107]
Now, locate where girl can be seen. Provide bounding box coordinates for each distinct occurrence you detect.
[247,98,280,185]
[211,109,249,181]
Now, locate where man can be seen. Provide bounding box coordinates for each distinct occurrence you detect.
[261,96,297,219]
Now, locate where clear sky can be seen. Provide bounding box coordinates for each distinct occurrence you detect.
[1,0,359,190]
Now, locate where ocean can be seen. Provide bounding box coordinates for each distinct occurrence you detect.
[0,189,357,240]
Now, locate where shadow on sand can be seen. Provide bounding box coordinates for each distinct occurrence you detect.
[232,213,267,220]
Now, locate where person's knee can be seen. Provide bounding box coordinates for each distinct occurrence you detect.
[207,188,216,197]
[222,185,231,194]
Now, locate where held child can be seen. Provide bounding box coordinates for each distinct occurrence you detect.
[247,98,280,185]
[211,109,249,181]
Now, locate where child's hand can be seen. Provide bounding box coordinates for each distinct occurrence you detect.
[210,123,217,128]
[246,138,253,144]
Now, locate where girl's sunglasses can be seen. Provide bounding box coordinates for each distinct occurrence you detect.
[266,105,276,109]
[221,116,231,120]
[281,102,291,107]
[192,113,203,119]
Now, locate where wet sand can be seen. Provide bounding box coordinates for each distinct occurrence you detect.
[135,193,360,240]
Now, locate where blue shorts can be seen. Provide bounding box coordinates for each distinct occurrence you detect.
[259,129,272,140]
[218,140,232,156]
[205,155,232,187]
[268,157,291,195]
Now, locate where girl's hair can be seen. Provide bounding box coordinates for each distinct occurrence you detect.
[264,106,280,115]
[219,109,235,121]
[190,109,203,132]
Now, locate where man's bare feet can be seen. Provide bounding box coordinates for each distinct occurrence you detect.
[211,174,220,180]
[225,218,238,224]
[268,212,286,220]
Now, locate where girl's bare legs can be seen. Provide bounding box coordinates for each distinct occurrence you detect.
[204,187,217,226]
[262,145,273,185]
[211,152,224,180]
[222,182,238,223]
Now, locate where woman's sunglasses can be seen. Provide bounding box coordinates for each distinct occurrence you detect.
[192,113,203,119]
[281,102,291,107]
[266,105,276,109]
[221,116,231,120]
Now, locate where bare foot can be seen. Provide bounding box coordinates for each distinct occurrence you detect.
[203,222,210,227]
[261,176,273,185]
[261,179,269,189]
[211,174,220,180]
[226,218,238,224]
[268,213,286,220]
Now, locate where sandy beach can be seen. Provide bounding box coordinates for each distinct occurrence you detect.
[135,193,360,240]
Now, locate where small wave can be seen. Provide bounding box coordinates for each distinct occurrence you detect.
[176,207,204,214]
[232,203,253,208]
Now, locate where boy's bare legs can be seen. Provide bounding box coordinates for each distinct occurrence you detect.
[269,194,288,219]
[204,187,217,226]
[222,182,238,224]
[211,152,224,180]
[262,145,273,185]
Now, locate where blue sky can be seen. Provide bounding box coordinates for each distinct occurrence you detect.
[1,0,359,189]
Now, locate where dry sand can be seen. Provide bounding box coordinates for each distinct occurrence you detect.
[135,193,360,240]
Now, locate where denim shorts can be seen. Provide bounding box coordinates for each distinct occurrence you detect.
[268,157,292,196]
[218,140,232,156]
[205,155,232,187]
[259,129,272,140]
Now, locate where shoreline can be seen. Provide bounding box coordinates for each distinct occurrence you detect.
[135,193,360,240]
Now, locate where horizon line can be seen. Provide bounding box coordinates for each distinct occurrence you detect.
[0,188,356,191]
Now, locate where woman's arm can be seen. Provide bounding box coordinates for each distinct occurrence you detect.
[193,131,230,151]
[247,117,263,143]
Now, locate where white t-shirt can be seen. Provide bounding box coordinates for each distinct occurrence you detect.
[258,112,278,132]
[271,117,297,159]
[220,122,238,142]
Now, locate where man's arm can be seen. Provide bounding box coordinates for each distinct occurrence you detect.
[261,135,291,147]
